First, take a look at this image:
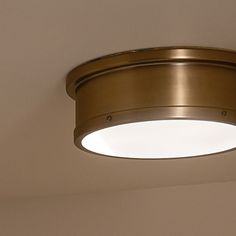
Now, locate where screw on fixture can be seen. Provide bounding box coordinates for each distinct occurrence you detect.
[221,111,228,117]
[106,115,112,121]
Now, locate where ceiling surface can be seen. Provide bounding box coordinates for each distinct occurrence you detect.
[1,0,236,199]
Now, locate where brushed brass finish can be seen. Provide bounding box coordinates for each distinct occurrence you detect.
[66,47,236,158]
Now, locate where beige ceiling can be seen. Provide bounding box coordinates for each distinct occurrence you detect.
[1,0,236,199]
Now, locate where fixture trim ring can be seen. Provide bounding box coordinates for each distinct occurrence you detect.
[66,47,236,159]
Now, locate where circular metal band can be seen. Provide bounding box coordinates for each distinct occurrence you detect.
[74,106,236,149]
[66,47,236,156]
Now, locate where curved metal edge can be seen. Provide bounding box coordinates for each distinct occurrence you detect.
[73,106,236,160]
[66,46,236,99]
[77,144,236,161]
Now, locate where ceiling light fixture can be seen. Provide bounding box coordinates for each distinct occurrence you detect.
[66,47,236,159]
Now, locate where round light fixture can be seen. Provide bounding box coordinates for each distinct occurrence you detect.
[66,47,236,159]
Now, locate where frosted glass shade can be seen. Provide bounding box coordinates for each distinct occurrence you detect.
[81,120,236,159]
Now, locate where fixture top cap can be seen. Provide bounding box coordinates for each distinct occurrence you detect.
[66,46,236,99]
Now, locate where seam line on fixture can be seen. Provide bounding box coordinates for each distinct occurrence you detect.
[73,59,236,94]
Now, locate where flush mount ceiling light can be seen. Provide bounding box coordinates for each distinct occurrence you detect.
[66,47,236,159]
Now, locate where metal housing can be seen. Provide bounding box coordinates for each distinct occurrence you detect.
[66,47,236,155]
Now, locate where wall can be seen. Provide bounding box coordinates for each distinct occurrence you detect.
[1,182,236,236]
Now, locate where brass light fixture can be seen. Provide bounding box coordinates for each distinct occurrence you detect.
[66,47,236,159]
